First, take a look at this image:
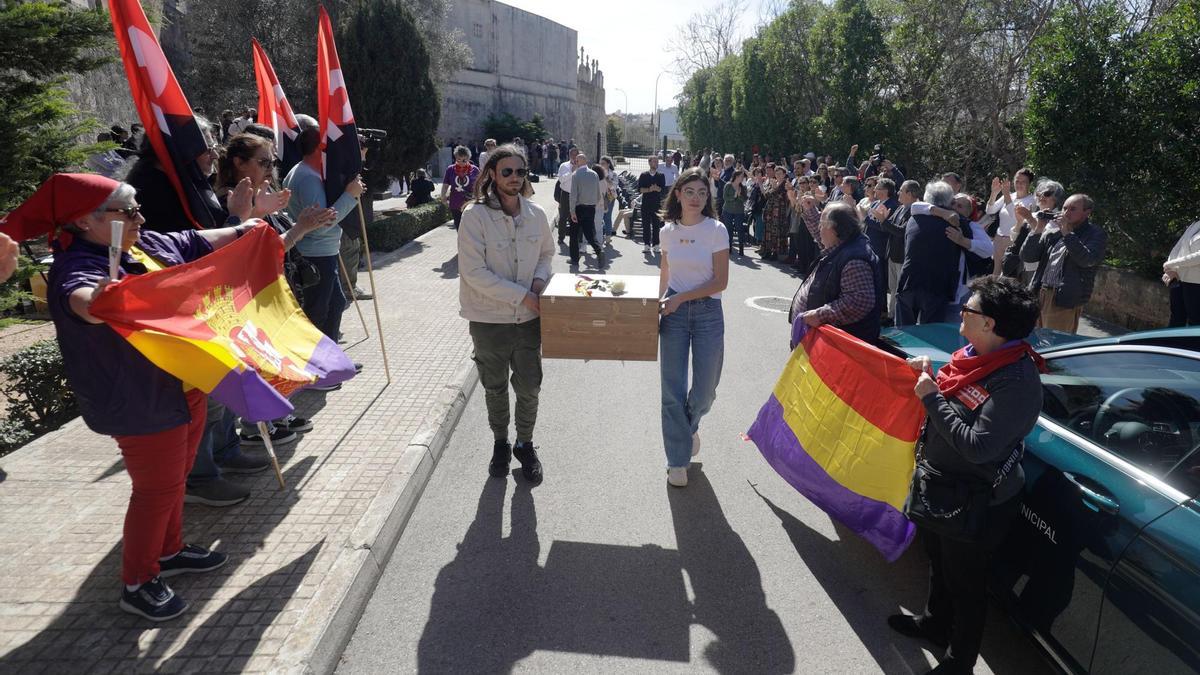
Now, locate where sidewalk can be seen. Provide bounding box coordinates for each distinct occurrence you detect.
[0,225,475,673]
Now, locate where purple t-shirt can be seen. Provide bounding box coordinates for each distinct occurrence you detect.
[48,230,213,436]
[442,163,480,212]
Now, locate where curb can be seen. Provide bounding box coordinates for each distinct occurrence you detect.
[275,222,474,674]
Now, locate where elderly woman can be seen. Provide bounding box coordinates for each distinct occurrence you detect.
[1002,179,1065,284]
[760,165,792,260]
[1,173,330,621]
[889,276,1043,675]
[787,202,885,346]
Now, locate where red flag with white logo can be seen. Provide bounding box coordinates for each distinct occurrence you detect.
[316,5,362,206]
[108,0,219,229]
[251,38,302,176]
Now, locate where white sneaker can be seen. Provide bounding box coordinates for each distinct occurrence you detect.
[652,245,661,254]
[692,432,700,457]
[667,467,688,487]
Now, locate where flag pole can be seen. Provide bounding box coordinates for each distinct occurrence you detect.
[337,253,370,338]
[356,197,390,383]
[257,421,287,490]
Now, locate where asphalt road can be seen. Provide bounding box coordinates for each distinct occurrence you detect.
[337,171,1055,674]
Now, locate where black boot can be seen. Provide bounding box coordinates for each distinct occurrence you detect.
[887,613,949,649]
[512,441,543,484]
[594,246,606,268]
[489,439,512,478]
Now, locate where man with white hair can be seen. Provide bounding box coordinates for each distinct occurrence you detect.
[895,181,971,325]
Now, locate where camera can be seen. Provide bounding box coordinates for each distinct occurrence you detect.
[358,128,387,169]
[1034,208,1063,220]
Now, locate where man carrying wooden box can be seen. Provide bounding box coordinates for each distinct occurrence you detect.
[458,145,554,484]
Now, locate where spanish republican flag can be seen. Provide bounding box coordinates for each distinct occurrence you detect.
[747,324,924,561]
[89,225,356,422]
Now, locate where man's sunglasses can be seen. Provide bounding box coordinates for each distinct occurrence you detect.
[960,304,987,317]
[499,167,528,178]
[105,205,142,219]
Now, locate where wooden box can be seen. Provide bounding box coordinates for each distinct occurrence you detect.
[540,273,660,361]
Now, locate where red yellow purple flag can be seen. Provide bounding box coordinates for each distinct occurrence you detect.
[747,324,924,561]
[89,224,355,422]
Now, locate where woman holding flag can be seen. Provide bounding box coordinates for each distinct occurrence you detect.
[890,276,1043,674]
[0,173,334,621]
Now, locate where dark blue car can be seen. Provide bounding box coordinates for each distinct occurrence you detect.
[882,325,1200,674]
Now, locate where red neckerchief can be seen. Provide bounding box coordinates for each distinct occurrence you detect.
[936,340,1046,397]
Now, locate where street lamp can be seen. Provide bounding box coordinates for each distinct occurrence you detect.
[652,72,665,156]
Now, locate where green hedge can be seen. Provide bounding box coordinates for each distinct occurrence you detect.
[0,340,76,453]
[366,202,451,252]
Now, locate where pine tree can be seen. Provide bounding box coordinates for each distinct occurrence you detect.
[0,1,113,212]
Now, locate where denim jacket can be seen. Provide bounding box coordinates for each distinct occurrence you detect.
[458,197,554,324]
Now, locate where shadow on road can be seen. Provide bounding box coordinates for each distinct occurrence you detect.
[668,465,795,674]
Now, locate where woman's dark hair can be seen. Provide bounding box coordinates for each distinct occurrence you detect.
[732,169,747,197]
[823,202,860,242]
[592,163,606,181]
[1015,167,1036,184]
[473,143,532,205]
[660,168,716,222]
[216,133,272,188]
[600,155,614,170]
[969,276,1040,340]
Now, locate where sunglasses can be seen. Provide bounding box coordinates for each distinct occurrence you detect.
[1038,190,1054,197]
[499,167,528,178]
[960,304,987,317]
[105,205,142,219]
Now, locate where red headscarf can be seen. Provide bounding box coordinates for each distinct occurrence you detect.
[1,173,121,250]
[936,340,1047,397]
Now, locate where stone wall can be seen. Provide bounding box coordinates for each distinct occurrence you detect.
[575,56,606,158]
[440,0,605,149]
[1086,266,1170,331]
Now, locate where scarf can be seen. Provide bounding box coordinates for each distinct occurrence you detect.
[936,340,1046,397]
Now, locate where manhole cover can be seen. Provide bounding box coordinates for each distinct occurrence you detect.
[745,296,792,314]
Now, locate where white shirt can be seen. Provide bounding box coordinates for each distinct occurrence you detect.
[478,151,491,169]
[662,162,680,187]
[557,160,574,192]
[661,217,729,299]
[986,192,1036,238]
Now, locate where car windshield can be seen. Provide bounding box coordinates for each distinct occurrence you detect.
[1041,350,1200,495]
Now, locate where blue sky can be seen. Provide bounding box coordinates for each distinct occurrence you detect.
[498,0,770,115]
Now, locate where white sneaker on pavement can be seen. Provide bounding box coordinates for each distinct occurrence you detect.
[667,467,688,487]
[692,432,700,457]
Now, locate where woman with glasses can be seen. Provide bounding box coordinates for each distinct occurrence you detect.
[1002,179,1065,285]
[658,169,730,487]
[2,173,332,621]
[889,276,1043,675]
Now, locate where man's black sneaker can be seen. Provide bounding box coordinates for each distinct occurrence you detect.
[354,362,364,374]
[159,544,229,578]
[120,577,187,622]
[219,450,271,475]
[512,442,543,484]
[280,414,314,433]
[489,440,512,478]
[594,248,606,268]
[887,613,949,649]
[239,427,298,448]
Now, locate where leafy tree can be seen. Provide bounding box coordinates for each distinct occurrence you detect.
[605,115,623,155]
[482,112,548,145]
[0,1,112,212]
[338,0,440,184]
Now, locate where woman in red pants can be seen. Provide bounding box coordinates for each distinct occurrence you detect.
[1,173,328,621]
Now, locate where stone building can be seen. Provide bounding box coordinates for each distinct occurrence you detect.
[441,0,606,153]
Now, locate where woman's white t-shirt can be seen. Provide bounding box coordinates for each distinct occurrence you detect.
[661,217,729,299]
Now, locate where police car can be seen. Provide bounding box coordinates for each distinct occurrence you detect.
[882,325,1200,674]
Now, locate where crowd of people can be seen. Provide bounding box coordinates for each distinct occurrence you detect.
[4,103,374,622]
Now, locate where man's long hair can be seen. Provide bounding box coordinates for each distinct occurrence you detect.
[473,144,533,208]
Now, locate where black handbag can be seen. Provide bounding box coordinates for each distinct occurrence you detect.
[904,424,1024,543]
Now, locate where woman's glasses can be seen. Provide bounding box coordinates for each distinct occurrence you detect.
[499,167,528,178]
[681,188,709,199]
[105,205,142,219]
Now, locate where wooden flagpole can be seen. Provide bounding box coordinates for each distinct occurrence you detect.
[257,421,286,490]
[356,198,391,383]
[337,253,370,338]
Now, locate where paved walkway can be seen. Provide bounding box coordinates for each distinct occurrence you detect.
[0,224,474,673]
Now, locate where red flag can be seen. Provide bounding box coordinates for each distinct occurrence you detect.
[108,0,219,229]
[316,5,362,206]
[251,38,303,176]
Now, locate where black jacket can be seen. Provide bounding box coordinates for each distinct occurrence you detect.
[1018,220,1107,308]
[920,354,1043,504]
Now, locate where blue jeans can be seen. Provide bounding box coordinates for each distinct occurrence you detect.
[752,212,765,241]
[602,200,614,236]
[188,399,241,485]
[302,254,346,340]
[660,296,725,468]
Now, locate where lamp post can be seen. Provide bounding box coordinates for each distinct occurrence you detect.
[614,87,629,155]
[653,72,665,157]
